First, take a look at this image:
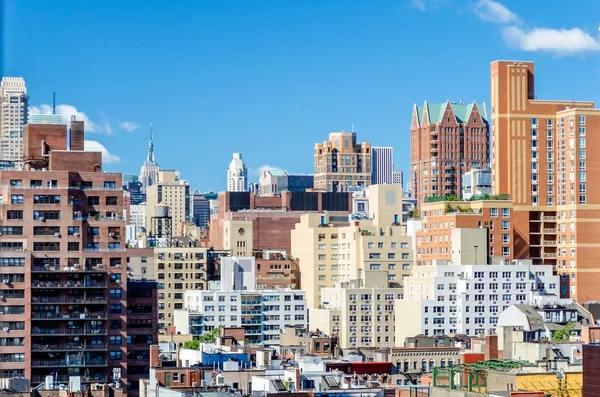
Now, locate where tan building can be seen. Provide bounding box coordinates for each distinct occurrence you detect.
[410,100,490,204]
[413,199,514,266]
[127,247,154,279]
[254,249,300,290]
[154,244,208,330]
[146,170,190,238]
[292,184,412,308]
[314,132,372,192]
[491,60,600,300]
[310,271,402,349]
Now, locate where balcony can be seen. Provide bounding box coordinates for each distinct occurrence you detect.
[543,228,557,234]
[241,320,261,325]
[31,265,102,273]
[31,375,107,384]
[31,296,107,304]
[542,240,557,246]
[31,358,107,367]
[31,344,107,351]
[83,247,125,252]
[32,281,107,289]
[542,253,557,258]
[241,310,262,315]
[31,312,107,320]
[542,216,556,221]
[31,327,107,336]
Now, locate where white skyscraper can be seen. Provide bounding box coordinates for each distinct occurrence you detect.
[0,77,28,161]
[372,147,393,184]
[227,152,248,192]
[139,122,160,192]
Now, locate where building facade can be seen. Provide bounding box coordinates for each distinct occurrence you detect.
[314,132,372,192]
[491,60,600,301]
[410,100,489,204]
[0,77,28,162]
[179,289,307,345]
[254,249,300,290]
[227,153,248,192]
[291,185,412,308]
[146,171,190,238]
[461,168,492,200]
[310,272,403,349]
[396,260,559,342]
[191,188,210,228]
[372,147,393,185]
[153,245,208,330]
[412,199,514,266]
[0,119,156,394]
[392,169,403,186]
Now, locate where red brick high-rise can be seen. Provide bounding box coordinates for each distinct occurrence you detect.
[410,100,490,204]
[0,119,156,395]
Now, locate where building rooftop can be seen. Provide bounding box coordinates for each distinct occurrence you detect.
[415,100,488,126]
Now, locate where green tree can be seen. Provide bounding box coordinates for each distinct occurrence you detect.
[552,322,574,342]
[183,326,222,350]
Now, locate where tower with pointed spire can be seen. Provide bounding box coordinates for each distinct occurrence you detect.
[139,121,160,192]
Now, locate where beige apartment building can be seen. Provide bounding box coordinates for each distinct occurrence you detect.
[310,272,402,349]
[154,245,208,330]
[146,170,190,238]
[291,184,412,308]
[313,132,372,192]
[222,219,253,256]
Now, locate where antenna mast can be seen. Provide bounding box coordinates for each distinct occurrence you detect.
[52,92,56,115]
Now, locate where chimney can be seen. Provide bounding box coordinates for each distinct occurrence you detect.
[69,118,85,151]
[295,368,301,390]
[150,345,161,367]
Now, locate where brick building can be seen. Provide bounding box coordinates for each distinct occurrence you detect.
[254,249,300,290]
[412,198,514,266]
[410,100,489,204]
[0,120,156,395]
[491,60,600,300]
[209,191,352,253]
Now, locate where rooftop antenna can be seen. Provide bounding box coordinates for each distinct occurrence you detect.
[150,119,153,141]
[52,92,56,115]
[351,123,354,132]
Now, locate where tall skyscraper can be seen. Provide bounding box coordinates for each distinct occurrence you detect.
[372,146,393,184]
[0,77,28,162]
[491,60,600,301]
[313,132,372,192]
[139,122,159,192]
[410,100,489,204]
[227,152,247,192]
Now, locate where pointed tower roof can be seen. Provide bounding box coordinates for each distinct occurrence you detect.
[144,120,158,166]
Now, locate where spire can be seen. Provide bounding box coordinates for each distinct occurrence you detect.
[147,119,156,163]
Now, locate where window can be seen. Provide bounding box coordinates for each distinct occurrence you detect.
[110,351,122,360]
[68,242,80,251]
[68,226,80,235]
[106,196,118,205]
[10,195,23,204]
[490,208,498,217]
[501,221,510,230]
[88,196,100,206]
[33,195,60,204]
[501,208,510,217]
[87,227,100,236]
[110,304,122,313]
[109,289,122,298]
[110,336,122,345]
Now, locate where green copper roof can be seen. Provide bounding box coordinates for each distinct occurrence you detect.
[414,101,488,126]
[268,169,288,177]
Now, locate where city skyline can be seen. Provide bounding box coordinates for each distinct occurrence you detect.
[3,0,600,191]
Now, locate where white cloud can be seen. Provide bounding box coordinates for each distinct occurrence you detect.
[119,121,139,132]
[502,26,600,55]
[251,164,279,176]
[29,104,107,133]
[84,140,121,164]
[473,0,519,24]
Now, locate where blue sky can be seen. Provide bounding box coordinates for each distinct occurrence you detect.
[3,0,600,191]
